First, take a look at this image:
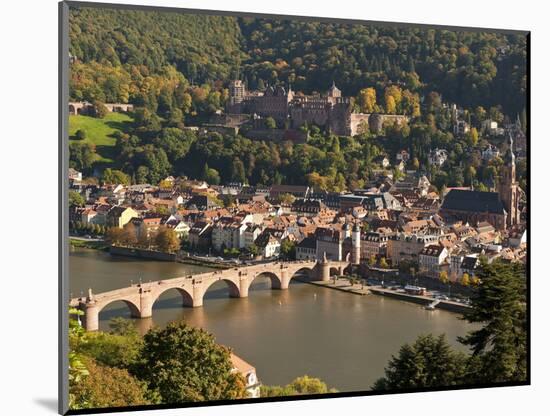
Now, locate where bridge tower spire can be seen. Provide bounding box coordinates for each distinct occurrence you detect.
[351,223,361,265]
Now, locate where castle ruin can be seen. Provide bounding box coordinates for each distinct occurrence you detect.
[226,80,408,136]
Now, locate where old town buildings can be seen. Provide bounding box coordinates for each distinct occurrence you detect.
[70,160,526,282]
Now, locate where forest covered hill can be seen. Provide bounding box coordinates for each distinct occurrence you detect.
[69,5,527,117]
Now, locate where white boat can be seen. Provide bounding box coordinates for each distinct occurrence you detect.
[425,299,440,310]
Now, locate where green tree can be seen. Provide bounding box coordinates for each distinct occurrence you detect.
[459,261,527,383]
[261,375,337,397]
[92,100,109,118]
[70,358,157,409]
[248,243,259,256]
[102,168,130,185]
[69,190,85,207]
[75,129,87,140]
[69,142,96,172]
[68,308,90,410]
[78,318,142,370]
[265,117,277,129]
[230,158,246,183]
[202,163,221,185]
[280,240,296,260]
[372,334,467,390]
[136,321,246,403]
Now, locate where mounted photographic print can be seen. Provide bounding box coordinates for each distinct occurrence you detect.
[59,1,530,414]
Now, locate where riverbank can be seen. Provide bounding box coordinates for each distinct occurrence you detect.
[69,237,108,250]
[177,257,229,270]
[368,287,471,313]
[300,277,471,314]
[297,277,369,296]
[110,245,177,261]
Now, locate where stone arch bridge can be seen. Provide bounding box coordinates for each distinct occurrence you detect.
[70,259,349,331]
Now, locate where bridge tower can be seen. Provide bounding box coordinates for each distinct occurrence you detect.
[318,252,331,281]
[84,302,100,331]
[351,223,361,265]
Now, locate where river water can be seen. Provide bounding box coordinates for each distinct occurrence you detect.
[70,247,475,392]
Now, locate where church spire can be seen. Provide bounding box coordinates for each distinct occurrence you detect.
[507,132,516,167]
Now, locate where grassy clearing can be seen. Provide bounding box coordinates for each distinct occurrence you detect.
[69,112,133,163]
[69,238,109,250]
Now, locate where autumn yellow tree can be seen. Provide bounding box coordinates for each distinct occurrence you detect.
[468,127,479,146]
[368,255,377,266]
[357,87,377,113]
[385,96,396,114]
[155,226,180,253]
[306,172,329,190]
[402,89,421,117]
[384,85,402,114]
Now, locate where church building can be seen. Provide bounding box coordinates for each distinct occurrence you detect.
[439,135,521,230]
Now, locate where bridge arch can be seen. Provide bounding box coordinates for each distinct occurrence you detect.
[201,278,241,300]
[329,267,341,276]
[289,266,314,282]
[97,298,140,318]
[248,271,282,290]
[152,286,194,309]
[91,298,142,331]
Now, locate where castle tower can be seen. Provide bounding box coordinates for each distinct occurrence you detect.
[351,223,361,265]
[328,81,342,99]
[498,134,520,228]
[228,80,246,106]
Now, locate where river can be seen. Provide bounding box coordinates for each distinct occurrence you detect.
[70,247,475,392]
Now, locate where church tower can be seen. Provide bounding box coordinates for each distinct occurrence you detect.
[498,134,520,228]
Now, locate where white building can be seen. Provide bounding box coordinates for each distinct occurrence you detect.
[211,214,254,251]
[418,244,449,277]
[428,148,448,167]
[164,219,190,239]
[230,353,261,398]
[255,233,281,258]
[68,168,82,183]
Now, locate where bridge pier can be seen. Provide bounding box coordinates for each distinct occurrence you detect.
[192,285,204,307]
[139,289,153,318]
[84,303,99,331]
[278,270,290,289]
[239,279,249,298]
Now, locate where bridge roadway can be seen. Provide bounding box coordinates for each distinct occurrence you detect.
[70,258,350,331]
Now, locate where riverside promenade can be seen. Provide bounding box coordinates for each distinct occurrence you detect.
[302,278,470,313]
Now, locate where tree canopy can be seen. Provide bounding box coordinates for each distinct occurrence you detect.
[135,321,246,403]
